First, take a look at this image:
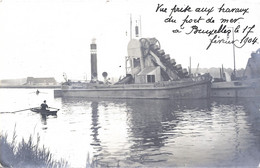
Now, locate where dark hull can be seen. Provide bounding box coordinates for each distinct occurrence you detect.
[30,108,58,115]
[54,78,211,99]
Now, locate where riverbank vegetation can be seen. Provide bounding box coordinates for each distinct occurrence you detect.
[0,131,68,168]
[0,130,116,168]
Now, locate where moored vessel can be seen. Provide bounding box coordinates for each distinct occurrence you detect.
[211,48,260,98]
[54,37,212,99]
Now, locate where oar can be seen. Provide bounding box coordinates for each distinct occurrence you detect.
[29,92,48,94]
[0,107,39,114]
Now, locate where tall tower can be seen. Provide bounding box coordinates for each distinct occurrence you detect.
[90,38,98,81]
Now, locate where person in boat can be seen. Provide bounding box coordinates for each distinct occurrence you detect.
[41,100,49,111]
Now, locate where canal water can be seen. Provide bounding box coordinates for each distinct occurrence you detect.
[0,88,260,167]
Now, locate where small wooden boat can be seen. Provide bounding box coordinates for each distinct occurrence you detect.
[30,108,58,115]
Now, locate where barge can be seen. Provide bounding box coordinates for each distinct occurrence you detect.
[211,48,260,98]
[54,38,212,99]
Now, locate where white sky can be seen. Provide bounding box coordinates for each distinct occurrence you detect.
[0,0,259,82]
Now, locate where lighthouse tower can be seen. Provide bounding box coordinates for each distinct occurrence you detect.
[90,38,98,82]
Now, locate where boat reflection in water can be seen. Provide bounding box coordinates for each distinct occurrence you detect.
[60,97,260,167]
[90,101,102,153]
[39,113,58,126]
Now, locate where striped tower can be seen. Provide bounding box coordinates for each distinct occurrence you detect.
[90,38,98,81]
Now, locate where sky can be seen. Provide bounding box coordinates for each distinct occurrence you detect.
[0,0,259,82]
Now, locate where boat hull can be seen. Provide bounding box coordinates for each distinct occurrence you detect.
[30,108,58,115]
[54,79,211,99]
[211,78,260,98]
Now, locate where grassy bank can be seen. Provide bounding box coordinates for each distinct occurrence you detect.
[0,130,119,168]
[0,131,68,168]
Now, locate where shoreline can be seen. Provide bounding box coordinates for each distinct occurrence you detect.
[0,85,61,89]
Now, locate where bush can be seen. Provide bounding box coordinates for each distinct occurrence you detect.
[0,130,68,168]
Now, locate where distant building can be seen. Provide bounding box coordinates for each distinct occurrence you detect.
[25,77,57,85]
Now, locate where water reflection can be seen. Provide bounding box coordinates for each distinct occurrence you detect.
[76,98,260,167]
[211,98,260,167]
[40,113,57,126]
[122,99,212,166]
[40,114,48,125]
[90,102,102,155]
[2,89,259,168]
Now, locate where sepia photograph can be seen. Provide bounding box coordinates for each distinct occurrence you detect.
[0,0,260,167]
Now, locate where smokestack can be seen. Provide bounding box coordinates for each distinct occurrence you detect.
[90,38,98,81]
[135,20,139,37]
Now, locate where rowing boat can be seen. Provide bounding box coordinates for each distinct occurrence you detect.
[30,108,58,115]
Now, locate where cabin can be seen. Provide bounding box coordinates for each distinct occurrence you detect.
[135,66,161,83]
[125,38,187,84]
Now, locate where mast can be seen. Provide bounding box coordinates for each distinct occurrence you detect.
[139,15,142,37]
[189,56,191,75]
[130,14,132,40]
[232,27,236,78]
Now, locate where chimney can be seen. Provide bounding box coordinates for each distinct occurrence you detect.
[90,38,98,81]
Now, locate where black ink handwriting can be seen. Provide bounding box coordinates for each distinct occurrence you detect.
[218,4,249,15]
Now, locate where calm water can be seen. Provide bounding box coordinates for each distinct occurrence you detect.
[0,89,260,167]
